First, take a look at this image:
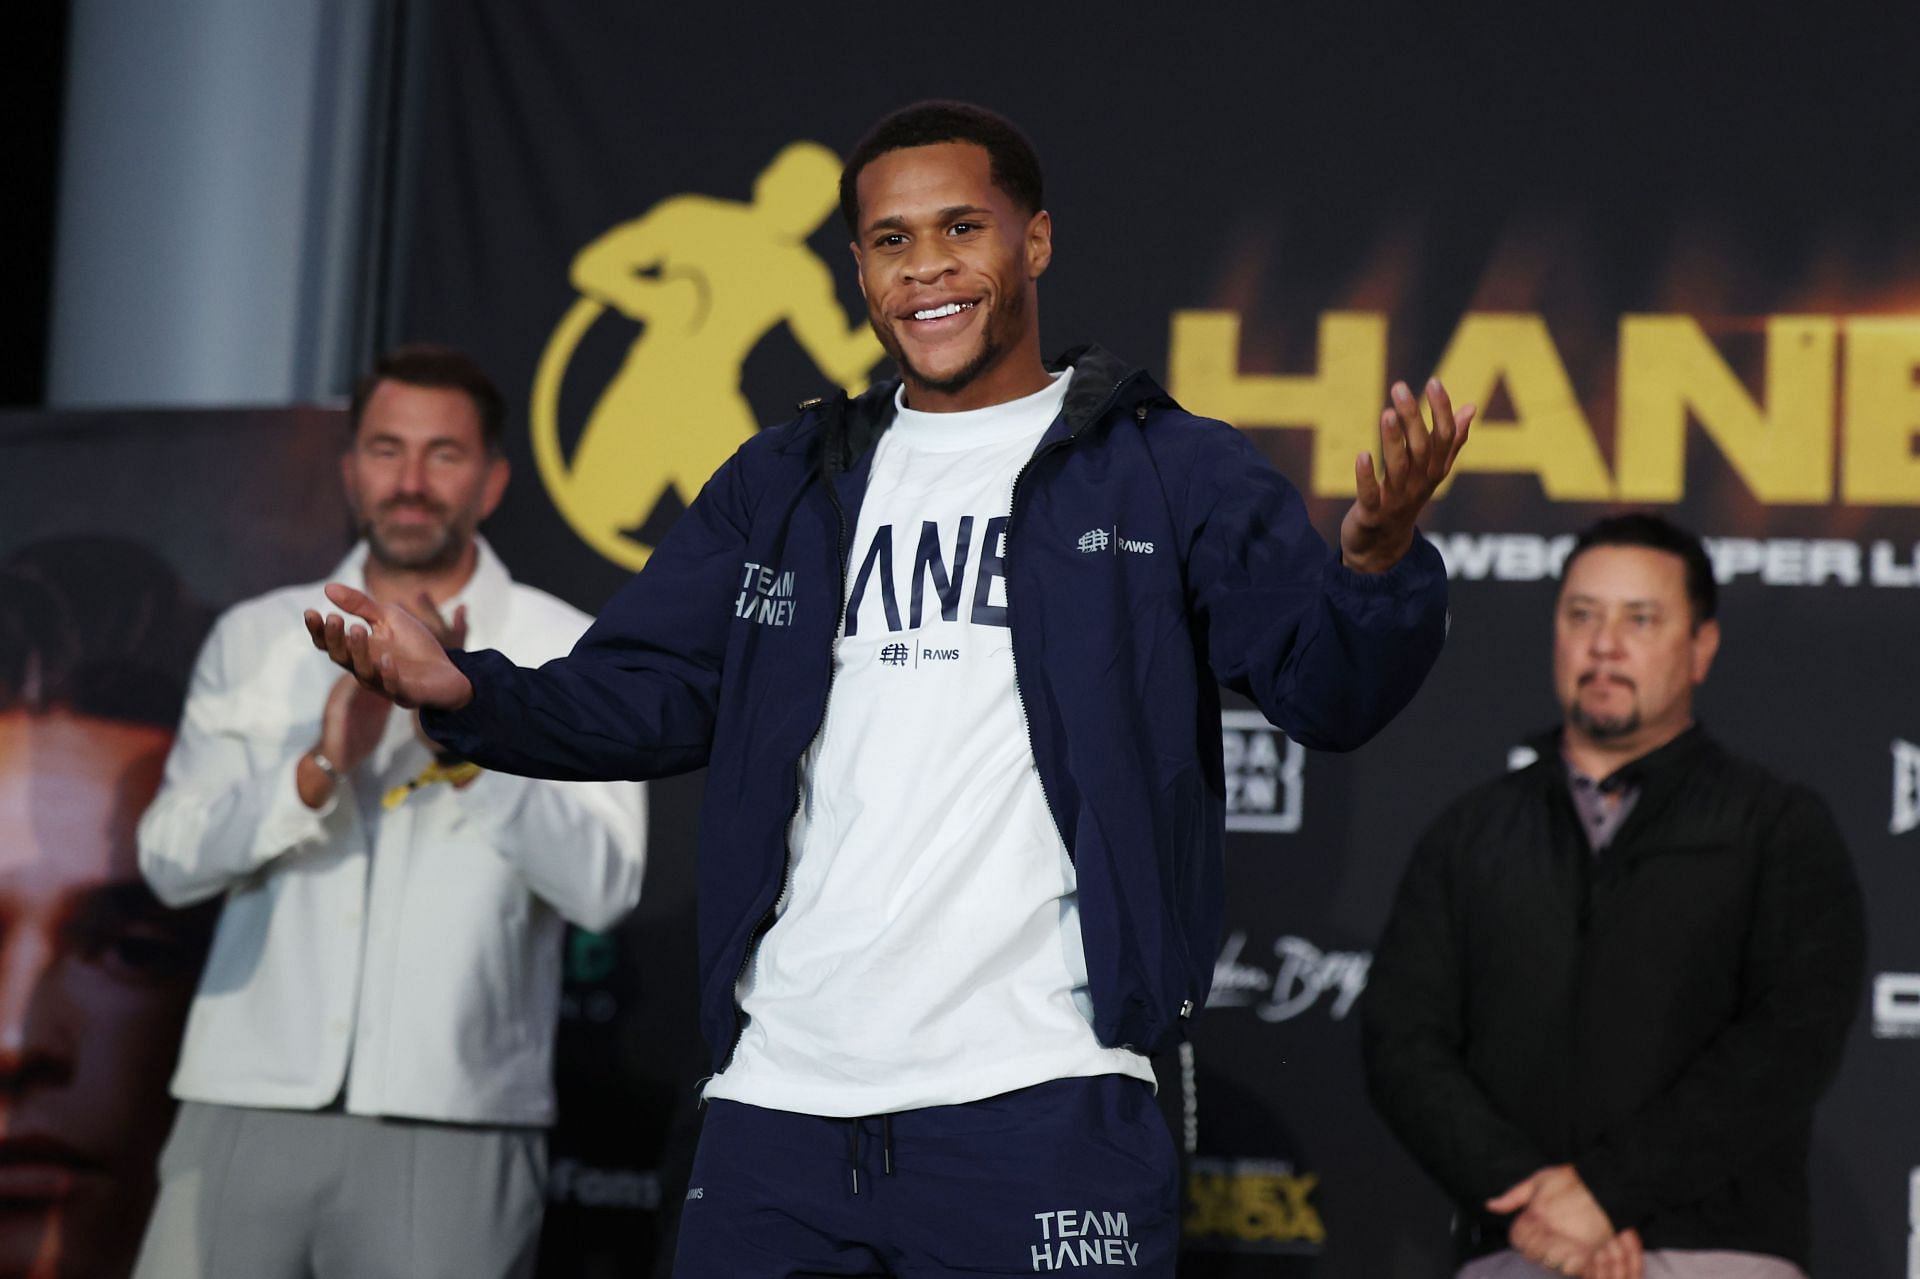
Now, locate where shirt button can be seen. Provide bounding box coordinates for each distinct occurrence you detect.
[329,1019,348,1036]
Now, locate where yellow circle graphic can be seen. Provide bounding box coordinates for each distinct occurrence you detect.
[530,141,884,573]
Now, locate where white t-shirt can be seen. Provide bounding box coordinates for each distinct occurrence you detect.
[704,371,1154,1115]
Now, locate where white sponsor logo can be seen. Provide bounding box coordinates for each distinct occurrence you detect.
[1074,527,1154,555]
[686,1186,704,1201]
[1223,710,1303,832]
[1909,1167,1920,1279]
[1430,531,1920,588]
[547,1159,660,1209]
[1875,973,1920,1039]
[1208,932,1369,1023]
[1029,1209,1138,1270]
[1894,739,1920,836]
[1431,533,1577,582]
[733,560,798,626]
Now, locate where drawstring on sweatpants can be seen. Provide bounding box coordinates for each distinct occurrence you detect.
[847,1115,897,1194]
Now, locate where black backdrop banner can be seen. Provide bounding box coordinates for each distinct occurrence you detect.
[382,3,1920,1275]
[17,5,1917,1277]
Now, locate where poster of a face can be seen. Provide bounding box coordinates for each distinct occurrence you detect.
[0,538,216,1278]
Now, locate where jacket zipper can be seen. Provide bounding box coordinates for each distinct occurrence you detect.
[716,471,852,1074]
[1005,372,1140,860]
[717,369,1138,1070]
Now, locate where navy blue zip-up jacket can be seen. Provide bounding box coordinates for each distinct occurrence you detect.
[425,345,1449,1070]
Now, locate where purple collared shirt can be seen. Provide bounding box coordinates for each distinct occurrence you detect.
[1565,753,1639,854]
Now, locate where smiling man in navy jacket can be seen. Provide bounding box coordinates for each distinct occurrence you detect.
[308,101,1472,1277]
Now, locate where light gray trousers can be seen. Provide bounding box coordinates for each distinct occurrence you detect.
[1461,1248,1809,1278]
[132,1102,546,1279]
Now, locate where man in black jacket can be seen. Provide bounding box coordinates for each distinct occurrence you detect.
[1363,513,1864,1279]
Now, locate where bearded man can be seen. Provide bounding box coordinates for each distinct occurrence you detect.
[133,345,646,1279]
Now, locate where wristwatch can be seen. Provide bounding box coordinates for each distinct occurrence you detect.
[309,750,340,782]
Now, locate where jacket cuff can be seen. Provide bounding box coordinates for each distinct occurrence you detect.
[420,648,504,756]
[249,756,336,863]
[1573,1145,1646,1231]
[1326,529,1445,594]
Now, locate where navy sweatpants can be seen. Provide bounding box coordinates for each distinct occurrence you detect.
[672,1075,1179,1277]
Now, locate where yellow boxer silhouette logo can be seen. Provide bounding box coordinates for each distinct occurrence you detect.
[533,141,884,570]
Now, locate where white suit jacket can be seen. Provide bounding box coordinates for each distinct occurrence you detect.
[138,539,646,1126]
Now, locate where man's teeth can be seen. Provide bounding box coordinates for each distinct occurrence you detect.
[913,302,975,321]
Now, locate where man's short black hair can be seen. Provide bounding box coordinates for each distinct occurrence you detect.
[349,344,506,454]
[1563,512,1718,625]
[0,536,210,730]
[839,100,1044,236]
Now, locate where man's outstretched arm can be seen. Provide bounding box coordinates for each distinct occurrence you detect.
[306,452,754,783]
[1188,379,1472,750]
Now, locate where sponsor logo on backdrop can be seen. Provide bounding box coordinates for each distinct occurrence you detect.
[1208,931,1369,1023]
[560,928,620,1024]
[1185,1157,1325,1255]
[1170,310,1920,510]
[532,141,884,571]
[1894,739,1920,835]
[1875,974,1920,1039]
[1909,1168,1920,1279]
[1222,709,1303,833]
[1424,531,1920,588]
[548,1159,660,1210]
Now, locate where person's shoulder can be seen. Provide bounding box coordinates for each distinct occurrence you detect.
[501,577,594,635]
[1420,760,1552,844]
[1691,737,1834,824]
[1132,403,1241,446]
[749,381,898,465]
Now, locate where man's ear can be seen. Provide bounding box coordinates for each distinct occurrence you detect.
[1690,617,1722,685]
[480,455,510,521]
[339,450,361,516]
[1026,209,1053,279]
[850,240,867,298]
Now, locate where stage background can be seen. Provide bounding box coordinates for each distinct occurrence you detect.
[15,3,1920,1275]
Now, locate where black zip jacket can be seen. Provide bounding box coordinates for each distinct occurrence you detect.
[1362,726,1865,1268]
[428,347,1450,1068]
